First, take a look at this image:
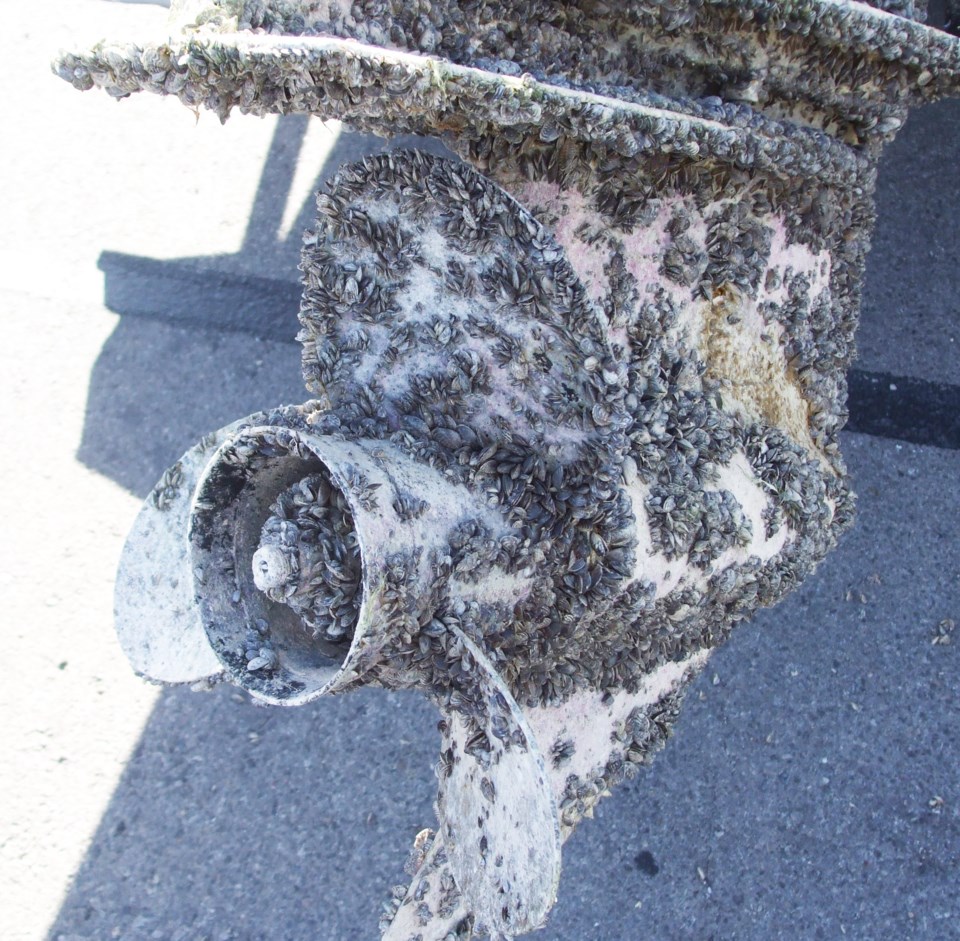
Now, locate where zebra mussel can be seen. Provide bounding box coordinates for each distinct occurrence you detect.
[253,470,363,647]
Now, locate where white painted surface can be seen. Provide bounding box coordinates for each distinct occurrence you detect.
[525,649,712,804]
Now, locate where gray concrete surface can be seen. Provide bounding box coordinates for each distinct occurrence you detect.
[1,3,957,940]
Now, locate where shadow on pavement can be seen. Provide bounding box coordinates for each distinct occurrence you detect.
[76,119,452,497]
[46,681,441,941]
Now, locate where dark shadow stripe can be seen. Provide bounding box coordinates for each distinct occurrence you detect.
[98,251,302,342]
[97,251,960,450]
[846,368,960,450]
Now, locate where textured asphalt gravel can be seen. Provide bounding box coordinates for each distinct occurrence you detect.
[2,3,958,940]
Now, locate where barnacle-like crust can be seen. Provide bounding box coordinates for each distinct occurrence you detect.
[53,32,870,185]
[298,149,624,456]
[298,153,632,708]
[54,0,960,152]
[296,151,849,715]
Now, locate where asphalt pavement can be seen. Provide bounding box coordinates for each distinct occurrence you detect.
[1,3,957,940]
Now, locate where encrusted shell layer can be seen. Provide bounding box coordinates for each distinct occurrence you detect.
[294,150,853,713]
[55,0,960,149]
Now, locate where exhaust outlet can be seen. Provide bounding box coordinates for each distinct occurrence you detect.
[190,427,427,704]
